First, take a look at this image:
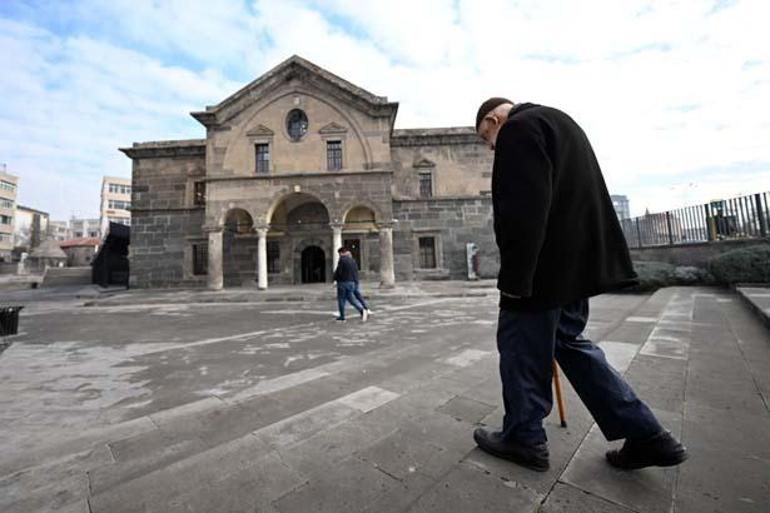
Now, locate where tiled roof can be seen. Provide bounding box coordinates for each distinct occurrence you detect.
[59,237,101,248]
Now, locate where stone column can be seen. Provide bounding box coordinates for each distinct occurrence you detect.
[256,226,268,290]
[378,223,395,288]
[206,227,224,290]
[331,222,344,271]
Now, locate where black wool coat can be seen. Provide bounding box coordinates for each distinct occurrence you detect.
[492,103,637,311]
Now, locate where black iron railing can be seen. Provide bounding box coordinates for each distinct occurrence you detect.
[619,192,770,248]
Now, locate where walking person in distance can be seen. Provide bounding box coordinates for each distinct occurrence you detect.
[333,247,368,323]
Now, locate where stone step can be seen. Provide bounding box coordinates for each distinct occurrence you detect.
[736,285,770,330]
[84,335,484,498]
[41,266,91,287]
[88,386,402,513]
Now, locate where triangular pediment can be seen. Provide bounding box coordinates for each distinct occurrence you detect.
[318,122,348,134]
[413,157,436,168]
[191,55,399,129]
[245,124,275,137]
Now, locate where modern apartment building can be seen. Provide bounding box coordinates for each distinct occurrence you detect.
[14,205,50,250]
[0,168,18,261]
[70,217,101,239]
[50,220,71,241]
[100,176,131,236]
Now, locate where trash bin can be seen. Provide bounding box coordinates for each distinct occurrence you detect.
[0,306,23,336]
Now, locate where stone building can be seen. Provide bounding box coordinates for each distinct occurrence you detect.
[121,55,498,289]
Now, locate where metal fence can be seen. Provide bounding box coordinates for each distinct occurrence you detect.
[620,192,770,248]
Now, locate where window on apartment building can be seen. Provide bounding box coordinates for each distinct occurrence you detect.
[343,238,361,268]
[419,172,433,198]
[108,184,131,195]
[327,140,343,171]
[75,231,83,237]
[267,240,280,274]
[0,215,11,225]
[255,143,270,174]
[194,181,206,206]
[193,244,208,275]
[0,180,16,193]
[418,237,437,269]
[108,199,131,210]
[0,198,13,209]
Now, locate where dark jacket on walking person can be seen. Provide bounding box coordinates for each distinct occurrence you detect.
[491,102,637,311]
[333,254,359,283]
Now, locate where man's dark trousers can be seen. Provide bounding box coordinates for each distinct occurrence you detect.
[337,281,364,320]
[498,298,663,443]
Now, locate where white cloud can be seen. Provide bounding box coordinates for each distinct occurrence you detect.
[0,17,241,219]
[0,0,768,219]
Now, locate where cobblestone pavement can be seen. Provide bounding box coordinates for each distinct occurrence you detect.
[0,285,768,512]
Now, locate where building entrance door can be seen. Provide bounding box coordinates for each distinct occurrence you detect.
[301,246,326,283]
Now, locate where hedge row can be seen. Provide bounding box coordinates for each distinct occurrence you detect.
[632,243,769,291]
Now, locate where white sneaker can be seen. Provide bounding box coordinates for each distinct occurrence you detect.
[365,308,373,315]
[361,309,369,322]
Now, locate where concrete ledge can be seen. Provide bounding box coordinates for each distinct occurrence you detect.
[735,285,770,330]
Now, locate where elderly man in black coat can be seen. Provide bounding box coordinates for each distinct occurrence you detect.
[473,98,688,472]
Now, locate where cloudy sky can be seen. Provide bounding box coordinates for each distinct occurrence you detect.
[0,0,767,220]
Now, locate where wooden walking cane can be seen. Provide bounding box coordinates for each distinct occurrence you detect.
[553,360,567,428]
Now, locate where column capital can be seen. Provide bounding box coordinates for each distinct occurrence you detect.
[376,222,394,230]
[330,222,345,231]
[254,224,269,236]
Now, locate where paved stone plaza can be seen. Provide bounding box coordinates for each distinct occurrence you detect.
[1,283,769,512]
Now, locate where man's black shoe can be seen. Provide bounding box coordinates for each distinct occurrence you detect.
[473,427,550,472]
[606,430,688,470]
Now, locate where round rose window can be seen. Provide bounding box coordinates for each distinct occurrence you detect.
[286,109,308,141]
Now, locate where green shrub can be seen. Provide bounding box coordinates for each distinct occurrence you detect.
[631,261,714,291]
[707,244,770,284]
[632,261,676,291]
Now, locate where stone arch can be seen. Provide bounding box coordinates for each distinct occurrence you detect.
[338,199,384,227]
[235,88,373,167]
[223,208,254,234]
[293,236,332,284]
[343,205,377,232]
[214,203,259,228]
[266,191,330,228]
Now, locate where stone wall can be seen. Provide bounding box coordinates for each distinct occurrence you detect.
[390,130,493,199]
[393,197,498,281]
[128,148,206,288]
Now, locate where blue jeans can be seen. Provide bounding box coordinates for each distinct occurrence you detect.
[353,283,369,310]
[337,281,364,319]
[497,298,662,444]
